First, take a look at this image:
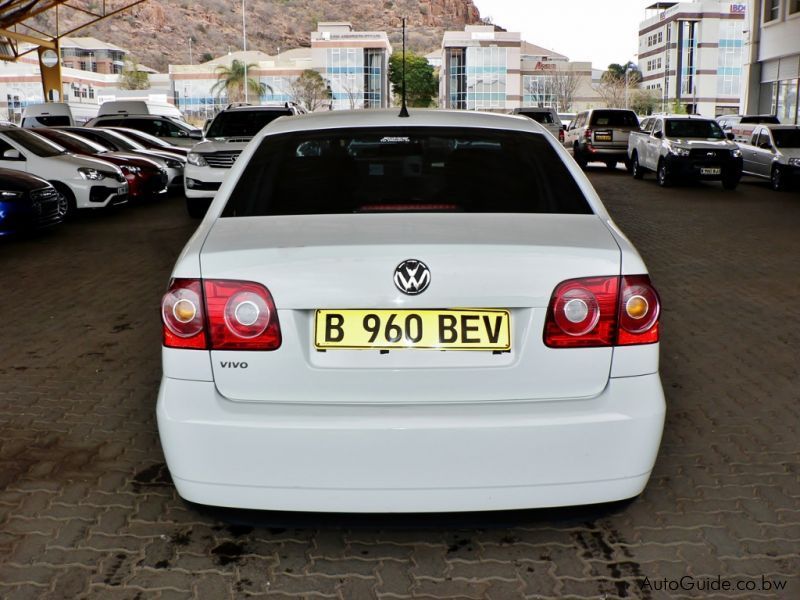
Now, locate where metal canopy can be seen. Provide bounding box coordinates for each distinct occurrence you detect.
[0,0,148,61]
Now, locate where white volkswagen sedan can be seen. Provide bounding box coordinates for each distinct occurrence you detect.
[158,110,665,513]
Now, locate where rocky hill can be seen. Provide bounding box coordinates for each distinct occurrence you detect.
[37,0,483,71]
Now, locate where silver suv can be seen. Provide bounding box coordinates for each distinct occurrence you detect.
[511,107,562,140]
[184,103,306,217]
[564,109,639,170]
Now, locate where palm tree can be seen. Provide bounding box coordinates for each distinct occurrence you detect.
[210,59,270,103]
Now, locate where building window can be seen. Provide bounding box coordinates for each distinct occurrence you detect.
[261,76,296,103]
[447,48,466,109]
[88,87,95,99]
[789,0,800,13]
[363,48,383,108]
[657,31,663,43]
[776,79,799,124]
[764,0,780,22]
[325,47,384,109]
[522,74,556,108]
[79,61,86,70]
[716,19,743,97]
[465,46,507,109]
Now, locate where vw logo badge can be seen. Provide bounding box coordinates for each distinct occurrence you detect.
[394,259,431,295]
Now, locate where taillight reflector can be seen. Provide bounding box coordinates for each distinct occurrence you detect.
[161,279,281,351]
[204,280,281,350]
[544,275,660,348]
[162,278,207,349]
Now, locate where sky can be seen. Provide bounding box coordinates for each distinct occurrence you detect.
[472,0,656,70]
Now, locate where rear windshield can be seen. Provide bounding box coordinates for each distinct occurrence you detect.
[206,110,292,139]
[666,119,725,139]
[772,129,800,148]
[740,115,780,124]
[517,111,555,124]
[222,128,592,217]
[21,115,70,127]
[590,110,639,128]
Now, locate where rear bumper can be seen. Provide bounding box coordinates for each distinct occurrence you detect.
[157,373,665,512]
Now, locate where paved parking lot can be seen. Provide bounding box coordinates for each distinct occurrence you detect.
[1,174,798,600]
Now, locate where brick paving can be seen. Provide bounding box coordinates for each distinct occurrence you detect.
[0,174,798,599]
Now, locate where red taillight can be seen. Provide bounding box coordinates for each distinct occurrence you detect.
[544,275,660,348]
[162,278,207,349]
[203,280,281,350]
[544,276,619,348]
[616,275,660,345]
[558,129,565,143]
[161,279,281,351]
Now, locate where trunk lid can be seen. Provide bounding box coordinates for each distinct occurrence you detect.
[200,213,622,404]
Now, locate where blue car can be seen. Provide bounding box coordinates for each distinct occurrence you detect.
[0,168,65,237]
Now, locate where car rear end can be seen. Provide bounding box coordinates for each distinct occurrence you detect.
[157,110,665,513]
[581,109,640,165]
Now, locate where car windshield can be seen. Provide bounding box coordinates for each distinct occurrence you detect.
[518,111,555,124]
[3,129,65,157]
[589,110,638,127]
[39,130,107,154]
[665,119,725,139]
[22,115,71,127]
[206,109,292,138]
[110,128,172,148]
[222,127,592,217]
[740,116,780,124]
[772,129,800,148]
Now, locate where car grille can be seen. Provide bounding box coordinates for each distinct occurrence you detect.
[203,151,242,169]
[689,149,725,160]
[31,187,62,227]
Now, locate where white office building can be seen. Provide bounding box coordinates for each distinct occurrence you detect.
[638,1,748,116]
[742,0,800,123]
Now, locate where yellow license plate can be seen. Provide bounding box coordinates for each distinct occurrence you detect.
[315,309,511,351]
[595,134,612,141]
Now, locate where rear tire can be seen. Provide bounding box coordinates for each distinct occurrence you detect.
[50,182,76,219]
[656,160,671,187]
[624,157,633,174]
[573,145,587,169]
[771,166,786,192]
[631,153,644,179]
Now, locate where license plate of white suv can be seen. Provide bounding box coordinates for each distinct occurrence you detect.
[700,167,721,175]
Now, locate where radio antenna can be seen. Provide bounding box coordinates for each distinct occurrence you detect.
[399,17,409,117]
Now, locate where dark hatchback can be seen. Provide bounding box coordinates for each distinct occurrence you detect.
[0,169,64,237]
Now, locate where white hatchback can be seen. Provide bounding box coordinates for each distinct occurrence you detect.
[158,110,666,513]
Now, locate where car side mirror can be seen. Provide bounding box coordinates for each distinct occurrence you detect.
[653,131,663,139]
[2,149,23,160]
[726,132,735,141]
[176,130,188,137]
[189,130,203,140]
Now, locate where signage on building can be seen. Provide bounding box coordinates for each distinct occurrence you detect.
[730,3,746,13]
[534,62,557,71]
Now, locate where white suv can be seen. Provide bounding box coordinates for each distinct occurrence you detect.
[0,127,127,216]
[184,104,305,218]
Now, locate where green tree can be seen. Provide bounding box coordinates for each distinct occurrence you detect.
[290,69,331,111]
[631,88,659,115]
[118,58,150,90]
[210,59,268,103]
[388,51,438,108]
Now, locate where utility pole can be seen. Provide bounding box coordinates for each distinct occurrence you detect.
[242,0,248,103]
[188,37,193,65]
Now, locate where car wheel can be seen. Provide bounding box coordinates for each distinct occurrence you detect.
[573,145,587,169]
[631,153,644,179]
[771,166,786,192]
[624,157,633,174]
[186,198,209,219]
[656,160,670,187]
[50,182,76,219]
